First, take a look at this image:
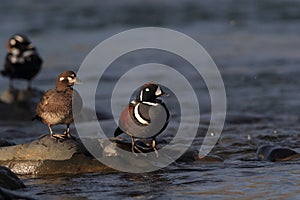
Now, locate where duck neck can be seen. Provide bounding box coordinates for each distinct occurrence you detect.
[56,83,72,92]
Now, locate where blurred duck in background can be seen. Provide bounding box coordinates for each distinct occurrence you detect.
[1,34,43,90]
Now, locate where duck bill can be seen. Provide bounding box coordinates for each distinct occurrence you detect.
[161,91,169,97]
[74,78,83,84]
[155,86,169,97]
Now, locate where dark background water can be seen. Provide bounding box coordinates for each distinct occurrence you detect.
[0,0,300,199]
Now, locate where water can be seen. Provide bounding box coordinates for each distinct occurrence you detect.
[1,0,300,199]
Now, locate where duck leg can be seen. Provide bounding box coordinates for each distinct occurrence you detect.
[48,124,66,140]
[131,136,146,156]
[63,124,74,138]
[152,138,159,158]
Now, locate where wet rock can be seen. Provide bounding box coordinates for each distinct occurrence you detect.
[256,144,300,161]
[0,166,25,190]
[0,135,219,175]
[84,137,172,172]
[0,135,87,161]
[99,138,223,166]
[0,166,31,199]
[0,135,111,176]
[0,139,15,147]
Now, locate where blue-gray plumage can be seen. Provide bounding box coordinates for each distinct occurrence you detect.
[114,82,169,156]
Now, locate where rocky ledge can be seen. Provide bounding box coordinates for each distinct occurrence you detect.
[0,135,223,176]
[0,136,110,176]
[1,134,299,176]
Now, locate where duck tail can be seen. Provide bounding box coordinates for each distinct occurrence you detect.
[32,114,41,121]
[114,127,124,137]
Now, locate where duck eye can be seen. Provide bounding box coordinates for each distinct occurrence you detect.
[10,39,16,46]
[59,77,65,81]
[67,77,73,82]
[145,88,150,92]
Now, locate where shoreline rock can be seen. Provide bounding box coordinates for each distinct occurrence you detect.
[0,135,223,175]
[0,166,33,200]
[0,135,112,176]
[256,144,300,162]
[0,166,25,190]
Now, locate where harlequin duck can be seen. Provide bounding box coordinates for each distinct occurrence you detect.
[33,71,82,140]
[1,34,43,90]
[114,82,170,156]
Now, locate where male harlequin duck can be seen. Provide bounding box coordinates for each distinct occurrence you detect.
[1,34,43,90]
[33,71,82,140]
[114,82,170,156]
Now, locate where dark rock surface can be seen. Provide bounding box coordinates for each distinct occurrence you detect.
[0,167,32,200]
[0,166,25,190]
[0,140,15,147]
[256,144,300,162]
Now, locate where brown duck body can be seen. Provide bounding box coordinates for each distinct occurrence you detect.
[35,87,74,126]
[33,71,81,139]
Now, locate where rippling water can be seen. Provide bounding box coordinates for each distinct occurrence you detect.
[1,0,300,199]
